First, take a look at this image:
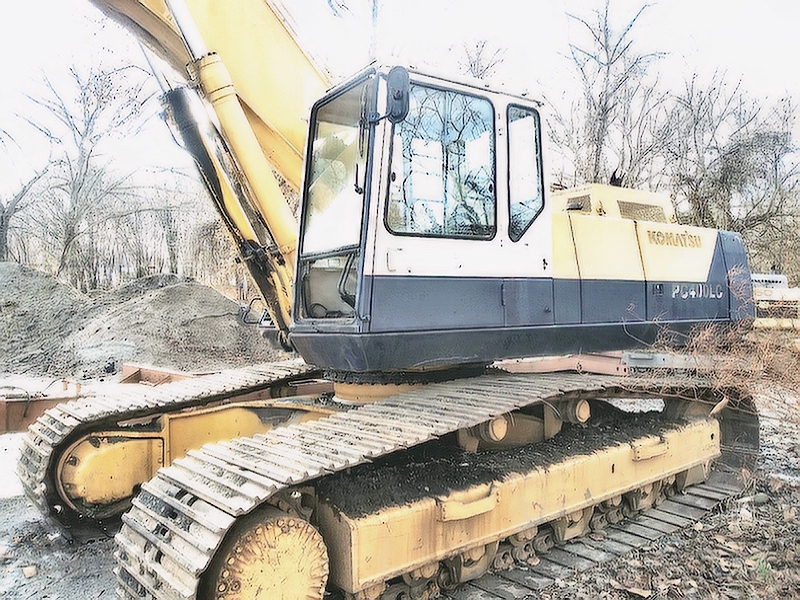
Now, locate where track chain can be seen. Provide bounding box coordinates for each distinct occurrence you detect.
[438,471,744,599]
[16,358,317,533]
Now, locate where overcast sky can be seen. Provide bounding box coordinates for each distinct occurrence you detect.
[2,0,799,191]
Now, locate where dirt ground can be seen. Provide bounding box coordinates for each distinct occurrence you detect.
[1,264,800,599]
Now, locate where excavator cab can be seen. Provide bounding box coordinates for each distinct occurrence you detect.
[292,66,554,373]
[160,57,749,376]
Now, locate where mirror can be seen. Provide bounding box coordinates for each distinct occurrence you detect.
[386,66,410,123]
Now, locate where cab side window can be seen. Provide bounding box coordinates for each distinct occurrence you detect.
[386,85,496,239]
[508,105,544,241]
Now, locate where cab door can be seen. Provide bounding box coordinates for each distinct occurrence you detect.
[501,103,553,327]
[364,81,503,333]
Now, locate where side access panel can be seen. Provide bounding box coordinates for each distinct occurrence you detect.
[569,213,646,323]
[551,212,581,325]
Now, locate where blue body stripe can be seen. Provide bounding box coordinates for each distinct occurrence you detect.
[364,274,733,333]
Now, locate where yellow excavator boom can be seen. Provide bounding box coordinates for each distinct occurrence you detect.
[91,0,331,189]
[88,0,332,333]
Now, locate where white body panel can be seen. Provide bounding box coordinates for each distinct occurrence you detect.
[364,88,553,280]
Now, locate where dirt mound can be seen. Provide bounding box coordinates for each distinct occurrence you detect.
[0,262,290,378]
[0,263,88,375]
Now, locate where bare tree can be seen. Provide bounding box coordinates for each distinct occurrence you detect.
[548,1,670,187]
[668,73,757,227]
[0,119,53,262]
[21,65,158,289]
[0,164,49,261]
[668,74,800,274]
[0,127,12,152]
[459,40,506,80]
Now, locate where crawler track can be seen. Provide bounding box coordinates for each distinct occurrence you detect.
[16,358,318,536]
[111,369,758,600]
[435,471,743,599]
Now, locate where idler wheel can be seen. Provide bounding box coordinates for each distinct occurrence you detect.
[201,507,328,599]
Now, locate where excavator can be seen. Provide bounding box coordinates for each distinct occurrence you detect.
[17,1,761,599]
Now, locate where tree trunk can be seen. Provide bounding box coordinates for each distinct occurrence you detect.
[0,212,9,261]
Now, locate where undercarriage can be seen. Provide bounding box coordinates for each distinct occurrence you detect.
[17,359,324,536]
[17,357,759,600]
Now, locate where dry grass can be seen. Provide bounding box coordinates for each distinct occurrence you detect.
[643,319,800,394]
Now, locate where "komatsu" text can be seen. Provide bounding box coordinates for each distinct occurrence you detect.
[647,230,702,248]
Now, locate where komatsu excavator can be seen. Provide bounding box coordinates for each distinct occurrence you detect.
[18,1,761,599]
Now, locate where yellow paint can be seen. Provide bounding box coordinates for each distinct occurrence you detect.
[636,222,718,282]
[164,406,268,464]
[58,436,163,506]
[753,318,800,329]
[90,0,330,190]
[436,484,500,522]
[195,53,299,272]
[317,418,719,594]
[205,507,329,600]
[188,0,330,188]
[333,382,420,404]
[569,213,645,281]
[551,185,720,285]
[55,402,331,516]
[552,184,676,222]
[551,212,579,279]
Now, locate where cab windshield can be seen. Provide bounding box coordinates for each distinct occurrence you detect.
[301,78,372,255]
[297,76,373,321]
